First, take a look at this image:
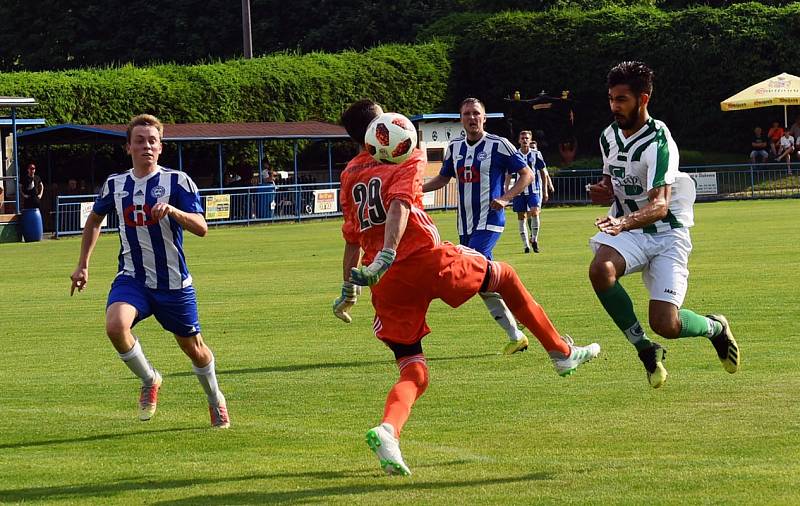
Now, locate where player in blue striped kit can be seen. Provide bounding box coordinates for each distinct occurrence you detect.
[506,131,549,253]
[70,114,230,428]
[423,98,535,355]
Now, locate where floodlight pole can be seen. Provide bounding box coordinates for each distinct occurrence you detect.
[242,0,253,59]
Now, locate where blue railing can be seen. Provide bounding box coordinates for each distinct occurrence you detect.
[53,163,799,237]
[54,183,342,237]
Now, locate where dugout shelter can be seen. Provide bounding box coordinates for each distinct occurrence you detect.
[17,121,350,190]
[0,96,44,242]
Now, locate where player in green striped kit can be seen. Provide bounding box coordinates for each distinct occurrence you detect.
[586,61,740,388]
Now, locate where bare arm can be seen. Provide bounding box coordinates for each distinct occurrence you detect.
[422,174,451,193]
[70,212,105,295]
[342,242,361,282]
[539,168,550,202]
[382,199,410,251]
[348,198,410,287]
[151,202,208,237]
[544,168,555,193]
[595,185,670,236]
[587,174,614,204]
[491,167,533,210]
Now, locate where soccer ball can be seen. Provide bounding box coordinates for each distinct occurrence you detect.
[364,112,417,164]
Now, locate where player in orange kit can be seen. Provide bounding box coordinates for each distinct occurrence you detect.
[333,99,601,476]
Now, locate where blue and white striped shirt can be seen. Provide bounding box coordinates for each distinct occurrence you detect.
[517,149,546,196]
[93,166,204,290]
[441,133,527,235]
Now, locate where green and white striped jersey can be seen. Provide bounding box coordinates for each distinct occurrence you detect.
[599,117,695,234]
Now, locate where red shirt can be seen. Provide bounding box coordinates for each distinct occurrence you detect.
[768,126,784,143]
[340,149,440,265]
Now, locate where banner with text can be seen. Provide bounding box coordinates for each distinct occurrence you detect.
[80,201,107,227]
[688,172,718,195]
[205,194,231,220]
[313,189,338,214]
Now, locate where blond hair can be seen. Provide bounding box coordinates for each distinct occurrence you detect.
[126,114,164,143]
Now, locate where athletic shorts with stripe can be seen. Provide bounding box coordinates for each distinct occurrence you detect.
[370,242,488,346]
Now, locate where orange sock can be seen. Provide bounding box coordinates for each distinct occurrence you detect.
[382,355,429,438]
[487,261,569,355]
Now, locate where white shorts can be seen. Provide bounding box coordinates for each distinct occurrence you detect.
[590,228,692,307]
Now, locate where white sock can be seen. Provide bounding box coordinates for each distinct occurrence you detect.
[518,219,529,248]
[193,356,225,407]
[480,292,526,341]
[531,215,540,242]
[118,339,156,385]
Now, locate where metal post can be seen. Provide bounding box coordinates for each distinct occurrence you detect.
[749,164,755,198]
[293,140,299,219]
[177,142,184,171]
[242,0,253,59]
[327,140,333,188]
[12,107,20,213]
[258,139,264,184]
[55,196,60,238]
[218,143,224,189]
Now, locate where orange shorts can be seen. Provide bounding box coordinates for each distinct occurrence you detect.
[369,242,488,345]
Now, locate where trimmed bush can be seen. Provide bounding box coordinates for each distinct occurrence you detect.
[430,3,800,155]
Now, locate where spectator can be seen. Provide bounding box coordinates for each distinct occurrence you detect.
[224,170,242,187]
[749,127,769,166]
[776,129,795,168]
[19,162,43,209]
[0,186,8,213]
[65,178,80,196]
[78,179,90,194]
[767,121,784,158]
[789,116,800,140]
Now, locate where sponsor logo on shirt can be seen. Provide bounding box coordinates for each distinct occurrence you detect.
[114,191,129,198]
[123,203,158,227]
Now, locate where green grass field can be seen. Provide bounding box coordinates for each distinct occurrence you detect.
[1,199,798,505]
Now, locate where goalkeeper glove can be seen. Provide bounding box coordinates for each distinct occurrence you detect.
[333,281,360,323]
[350,248,397,286]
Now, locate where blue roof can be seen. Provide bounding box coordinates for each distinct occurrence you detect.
[409,113,504,121]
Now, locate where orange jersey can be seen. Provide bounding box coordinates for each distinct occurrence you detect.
[340,149,440,264]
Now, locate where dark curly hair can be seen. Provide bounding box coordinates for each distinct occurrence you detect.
[341,99,382,145]
[607,61,654,97]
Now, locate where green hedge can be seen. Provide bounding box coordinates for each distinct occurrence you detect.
[0,42,451,126]
[431,3,800,155]
[0,42,453,174]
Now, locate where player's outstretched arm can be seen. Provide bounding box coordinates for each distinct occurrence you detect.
[350,199,409,286]
[422,174,450,193]
[70,212,104,295]
[333,242,362,323]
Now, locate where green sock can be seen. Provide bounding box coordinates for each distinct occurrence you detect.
[678,309,721,338]
[597,281,652,351]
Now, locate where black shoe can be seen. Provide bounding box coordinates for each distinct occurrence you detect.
[637,343,668,388]
[524,247,530,254]
[707,314,739,374]
[532,241,539,253]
